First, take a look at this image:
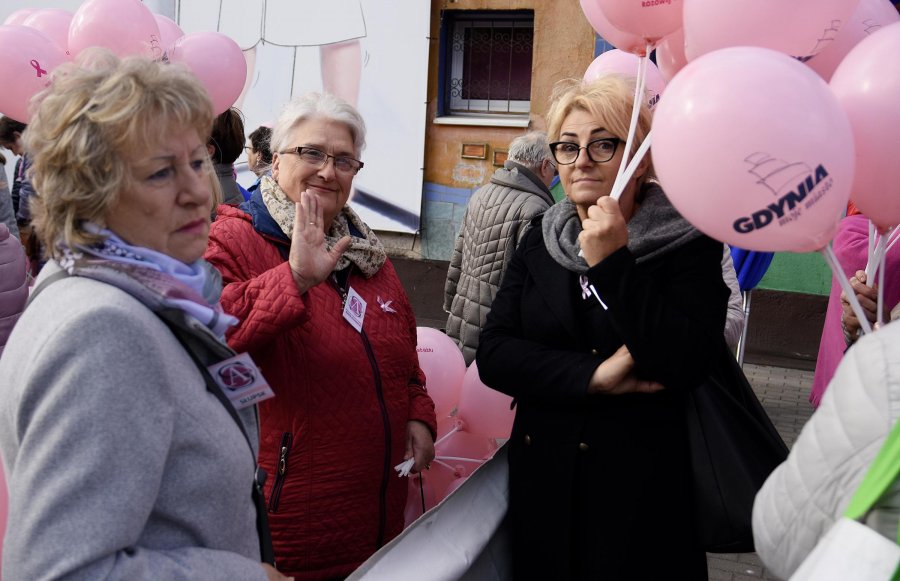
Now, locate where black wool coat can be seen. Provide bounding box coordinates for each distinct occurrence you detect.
[477,215,729,581]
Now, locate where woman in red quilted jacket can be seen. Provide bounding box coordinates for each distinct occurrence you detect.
[205,92,436,580]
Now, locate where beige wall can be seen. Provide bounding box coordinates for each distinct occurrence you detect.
[423,0,595,188]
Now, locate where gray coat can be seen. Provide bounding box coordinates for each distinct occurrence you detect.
[444,161,554,364]
[0,263,267,580]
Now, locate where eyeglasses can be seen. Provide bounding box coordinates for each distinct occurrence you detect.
[280,146,364,175]
[549,138,621,165]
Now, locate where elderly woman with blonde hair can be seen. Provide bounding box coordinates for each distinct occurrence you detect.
[476,75,730,580]
[0,52,290,580]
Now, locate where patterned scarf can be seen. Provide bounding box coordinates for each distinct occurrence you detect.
[259,175,387,278]
[57,227,237,337]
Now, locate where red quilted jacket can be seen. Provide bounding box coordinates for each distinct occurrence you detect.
[205,203,436,579]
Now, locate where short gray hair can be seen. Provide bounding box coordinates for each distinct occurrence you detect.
[507,131,552,171]
[270,92,367,157]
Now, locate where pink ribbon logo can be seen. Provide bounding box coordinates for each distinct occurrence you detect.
[30,60,48,77]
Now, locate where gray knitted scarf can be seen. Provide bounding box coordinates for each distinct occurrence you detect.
[541,182,702,273]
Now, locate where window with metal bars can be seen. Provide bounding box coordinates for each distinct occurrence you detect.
[440,11,534,117]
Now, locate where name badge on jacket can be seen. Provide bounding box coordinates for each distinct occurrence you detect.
[342,286,367,333]
[207,354,275,410]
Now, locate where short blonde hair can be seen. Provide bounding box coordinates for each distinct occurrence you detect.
[546,75,654,182]
[25,49,214,256]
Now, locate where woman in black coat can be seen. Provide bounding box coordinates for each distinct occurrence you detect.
[476,76,730,580]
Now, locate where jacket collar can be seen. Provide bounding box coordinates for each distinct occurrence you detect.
[490,160,555,206]
[521,223,581,340]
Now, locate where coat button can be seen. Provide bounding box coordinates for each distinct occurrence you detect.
[578,442,589,452]
[524,435,532,446]
[591,349,599,356]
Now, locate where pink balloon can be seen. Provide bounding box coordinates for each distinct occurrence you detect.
[4,9,35,27]
[583,49,666,110]
[414,327,465,420]
[0,25,67,123]
[684,0,862,61]
[830,21,900,230]
[655,28,687,82]
[593,0,683,44]
[168,31,247,116]
[153,14,184,56]
[579,0,651,55]
[23,9,73,54]
[455,362,514,441]
[68,0,161,59]
[652,47,854,253]
[806,0,900,82]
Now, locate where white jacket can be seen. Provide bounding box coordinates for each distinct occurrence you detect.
[752,321,900,579]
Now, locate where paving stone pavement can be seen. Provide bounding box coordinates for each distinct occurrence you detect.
[706,363,816,581]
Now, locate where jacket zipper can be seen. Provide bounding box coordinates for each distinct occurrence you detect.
[331,273,393,549]
[267,431,293,513]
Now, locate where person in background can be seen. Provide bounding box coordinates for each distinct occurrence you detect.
[0,116,40,274]
[722,245,745,353]
[0,152,19,241]
[0,222,27,355]
[444,131,557,364]
[477,75,729,580]
[209,107,251,206]
[752,317,900,579]
[246,125,273,196]
[0,51,290,580]
[0,117,28,221]
[810,206,900,406]
[205,92,436,579]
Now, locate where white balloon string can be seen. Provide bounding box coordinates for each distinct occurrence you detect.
[432,425,460,448]
[866,219,876,281]
[878,250,885,327]
[434,456,482,464]
[886,227,900,254]
[432,459,456,472]
[610,130,653,201]
[866,231,885,287]
[615,51,648,187]
[821,244,873,335]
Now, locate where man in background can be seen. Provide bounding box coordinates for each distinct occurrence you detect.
[444,131,556,364]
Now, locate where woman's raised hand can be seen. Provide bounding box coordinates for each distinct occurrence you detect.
[578,196,629,268]
[288,190,351,294]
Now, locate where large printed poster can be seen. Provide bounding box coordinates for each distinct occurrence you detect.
[1,0,429,232]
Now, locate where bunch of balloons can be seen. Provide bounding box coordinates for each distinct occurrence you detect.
[404,328,514,527]
[0,0,246,122]
[578,0,900,338]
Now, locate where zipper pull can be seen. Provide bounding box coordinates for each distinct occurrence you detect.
[279,446,288,475]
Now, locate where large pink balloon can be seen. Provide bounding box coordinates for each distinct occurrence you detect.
[830,21,900,230]
[806,0,900,82]
[652,47,854,253]
[655,28,687,82]
[0,25,67,123]
[68,0,161,59]
[455,362,514,441]
[593,0,683,44]
[684,0,862,61]
[153,14,184,56]
[23,9,73,54]
[579,0,651,55]
[435,429,497,461]
[583,49,666,110]
[3,10,35,26]
[414,327,465,420]
[168,31,247,116]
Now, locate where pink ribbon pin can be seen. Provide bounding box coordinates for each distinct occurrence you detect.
[30,59,48,77]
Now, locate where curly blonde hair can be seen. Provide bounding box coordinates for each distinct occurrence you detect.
[546,75,654,183]
[25,49,214,256]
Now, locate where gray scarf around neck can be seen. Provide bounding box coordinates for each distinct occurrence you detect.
[542,182,702,274]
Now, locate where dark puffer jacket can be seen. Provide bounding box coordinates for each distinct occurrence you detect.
[444,161,554,364]
[206,194,436,580]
